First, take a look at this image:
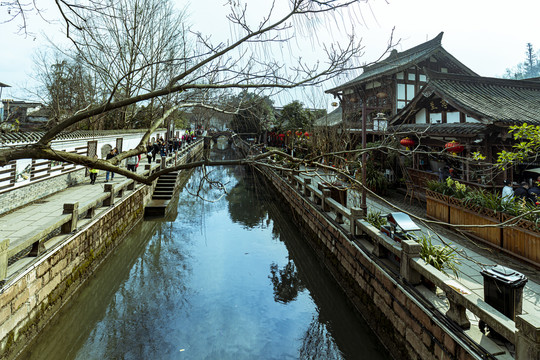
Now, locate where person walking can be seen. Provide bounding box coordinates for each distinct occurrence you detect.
[88,155,99,185]
[105,148,118,182]
[126,155,138,172]
[152,141,160,162]
[146,142,153,163]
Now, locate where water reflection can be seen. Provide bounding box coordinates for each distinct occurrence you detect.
[17,149,389,360]
[269,261,305,304]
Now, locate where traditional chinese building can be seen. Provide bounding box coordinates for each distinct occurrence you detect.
[325,32,476,131]
[388,70,540,190]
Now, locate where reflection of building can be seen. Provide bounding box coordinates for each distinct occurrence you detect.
[325,32,475,129]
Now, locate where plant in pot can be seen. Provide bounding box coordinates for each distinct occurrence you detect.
[365,210,387,229]
[414,233,461,289]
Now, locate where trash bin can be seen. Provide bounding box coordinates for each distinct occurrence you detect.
[480,265,528,321]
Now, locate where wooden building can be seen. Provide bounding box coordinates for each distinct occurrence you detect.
[325,32,476,129]
[388,70,540,190]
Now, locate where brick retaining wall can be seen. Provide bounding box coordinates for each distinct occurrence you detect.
[260,166,476,360]
[0,184,147,359]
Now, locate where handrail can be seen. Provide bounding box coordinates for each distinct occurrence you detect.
[1,139,204,281]
[271,166,539,357]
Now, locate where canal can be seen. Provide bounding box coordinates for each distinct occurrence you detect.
[18,149,390,360]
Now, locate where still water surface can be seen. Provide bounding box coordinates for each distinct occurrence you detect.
[18,150,389,360]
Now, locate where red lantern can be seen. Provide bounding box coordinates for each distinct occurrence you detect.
[304,132,310,138]
[445,141,464,156]
[400,137,415,150]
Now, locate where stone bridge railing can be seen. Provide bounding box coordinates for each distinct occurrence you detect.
[268,166,539,360]
[0,139,203,284]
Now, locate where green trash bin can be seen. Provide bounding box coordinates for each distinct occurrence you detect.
[480,265,528,321]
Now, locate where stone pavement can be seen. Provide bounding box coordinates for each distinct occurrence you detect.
[351,187,540,322]
[0,162,152,275]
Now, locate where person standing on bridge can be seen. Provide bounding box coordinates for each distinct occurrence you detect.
[105,148,118,182]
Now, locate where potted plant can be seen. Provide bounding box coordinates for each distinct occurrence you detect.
[415,233,461,289]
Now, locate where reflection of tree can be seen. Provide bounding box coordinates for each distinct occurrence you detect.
[268,260,305,303]
[298,315,342,360]
[226,179,268,228]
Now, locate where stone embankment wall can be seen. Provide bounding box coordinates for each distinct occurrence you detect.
[0,186,148,359]
[260,166,475,360]
[0,141,203,360]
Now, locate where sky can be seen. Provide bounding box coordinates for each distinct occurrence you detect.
[1,0,540,109]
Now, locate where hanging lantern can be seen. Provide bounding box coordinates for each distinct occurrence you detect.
[400,137,415,150]
[445,140,464,156]
[304,132,310,138]
[295,130,302,137]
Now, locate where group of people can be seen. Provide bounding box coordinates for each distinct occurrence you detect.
[502,177,540,205]
[88,130,200,184]
[146,131,197,163]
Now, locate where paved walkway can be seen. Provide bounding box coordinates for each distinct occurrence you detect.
[0,162,151,276]
[306,170,540,326]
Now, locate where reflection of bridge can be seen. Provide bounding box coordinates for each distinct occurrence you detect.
[208,131,236,142]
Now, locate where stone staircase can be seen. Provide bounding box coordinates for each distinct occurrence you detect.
[144,171,179,217]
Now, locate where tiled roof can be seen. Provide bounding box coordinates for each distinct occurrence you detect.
[0,129,153,145]
[326,32,476,93]
[314,106,342,127]
[387,122,489,137]
[421,70,540,125]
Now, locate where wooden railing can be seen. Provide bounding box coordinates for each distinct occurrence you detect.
[426,189,540,266]
[270,167,539,359]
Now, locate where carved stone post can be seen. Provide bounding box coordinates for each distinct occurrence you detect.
[61,202,79,234]
[400,240,422,285]
[86,206,95,219]
[322,189,331,212]
[304,178,312,198]
[104,183,115,206]
[446,297,470,329]
[0,239,10,282]
[349,208,362,236]
[515,314,540,360]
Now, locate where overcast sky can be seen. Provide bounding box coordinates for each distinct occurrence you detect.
[1,0,539,108]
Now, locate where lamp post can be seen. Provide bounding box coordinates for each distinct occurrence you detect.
[360,102,387,217]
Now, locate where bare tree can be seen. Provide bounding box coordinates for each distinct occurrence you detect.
[0,0,388,187]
